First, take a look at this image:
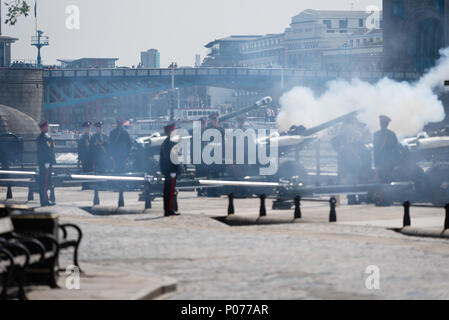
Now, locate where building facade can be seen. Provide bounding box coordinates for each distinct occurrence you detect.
[204,10,383,72]
[283,9,381,70]
[202,35,263,67]
[239,33,285,68]
[57,58,118,69]
[140,49,160,68]
[383,0,449,73]
[322,28,383,72]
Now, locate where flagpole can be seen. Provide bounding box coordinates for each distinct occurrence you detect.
[0,0,3,36]
[35,0,37,35]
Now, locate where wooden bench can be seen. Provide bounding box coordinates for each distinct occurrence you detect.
[0,210,59,300]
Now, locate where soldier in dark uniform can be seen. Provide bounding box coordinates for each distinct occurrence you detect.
[233,116,251,197]
[206,113,225,197]
[192,117,207,178]
[373,115,399,183]
[36,121,56,207]
[332,117,370,185]
[77,121,93,173]
[160,123,180,216]
[89,121,109,173]
[109,119,132,173]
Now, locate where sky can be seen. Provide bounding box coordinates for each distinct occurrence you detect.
[1,0,382,67]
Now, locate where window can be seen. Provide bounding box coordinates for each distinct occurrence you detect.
[393,0,405,19]
[323,20,332,29]
[339,19,348,29]
[359,18,364,27]
[435,0,445,14]
[0,43,4,67]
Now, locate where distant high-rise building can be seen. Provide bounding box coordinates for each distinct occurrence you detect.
[140,49,160,68]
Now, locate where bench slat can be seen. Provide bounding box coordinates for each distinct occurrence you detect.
[0,217,14,234]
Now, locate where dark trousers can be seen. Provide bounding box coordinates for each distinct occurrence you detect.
[38,165,53,206]
[80,159,93,173]
[206,165,222,197]
[111,157,127,173]
[163,174,178,214]
[93,155,108,173]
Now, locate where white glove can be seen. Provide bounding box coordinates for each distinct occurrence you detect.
[45,163,50,169]
[170,173,177,178]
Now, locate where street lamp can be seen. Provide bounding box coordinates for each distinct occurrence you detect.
[170,61,177,89]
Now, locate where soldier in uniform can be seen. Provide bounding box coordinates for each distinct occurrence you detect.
[373,115,399,183]
[332,117,371,185]
[90,121,109,173]
[77,121,93,173]
[233,116,251,197]
[36,121,56,207]
[160,123,180,216]
[109,119,132,173]
[206,113,225,197]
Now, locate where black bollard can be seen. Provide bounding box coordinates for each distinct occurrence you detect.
[445,204,449,231]
[294,196,302,219]
[50,187,56,203]
[93,189,100,206]
[228,193,235,215]
[329,197,337,223]
[6,184,12,199]
[118,191,125,208]
[403,201,411,227]
[259,194,267,217]
[27,186,34,201]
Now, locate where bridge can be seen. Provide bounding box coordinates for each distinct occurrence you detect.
[43,67,421,110]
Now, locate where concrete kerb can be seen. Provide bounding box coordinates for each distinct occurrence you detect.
[88,206,149,216]
[130,277,178,300]
[219,215,300,226]
[27,264,178,300]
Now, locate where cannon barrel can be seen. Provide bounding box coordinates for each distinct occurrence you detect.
[302,110,360,137]
[218,96,272,123]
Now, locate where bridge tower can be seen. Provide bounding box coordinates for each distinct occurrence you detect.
[31,30,49,67]
[383,0,449,73]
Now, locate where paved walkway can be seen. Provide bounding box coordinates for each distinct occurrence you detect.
[2,186,449,299]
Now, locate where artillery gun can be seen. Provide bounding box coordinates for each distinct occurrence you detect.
[129,97,274,174]
[264,110,360,182]
[398,129,449,205]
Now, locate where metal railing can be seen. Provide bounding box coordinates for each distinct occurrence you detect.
[43,67,421,81]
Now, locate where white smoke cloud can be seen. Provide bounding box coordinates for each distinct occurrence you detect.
[278,48,449,138]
